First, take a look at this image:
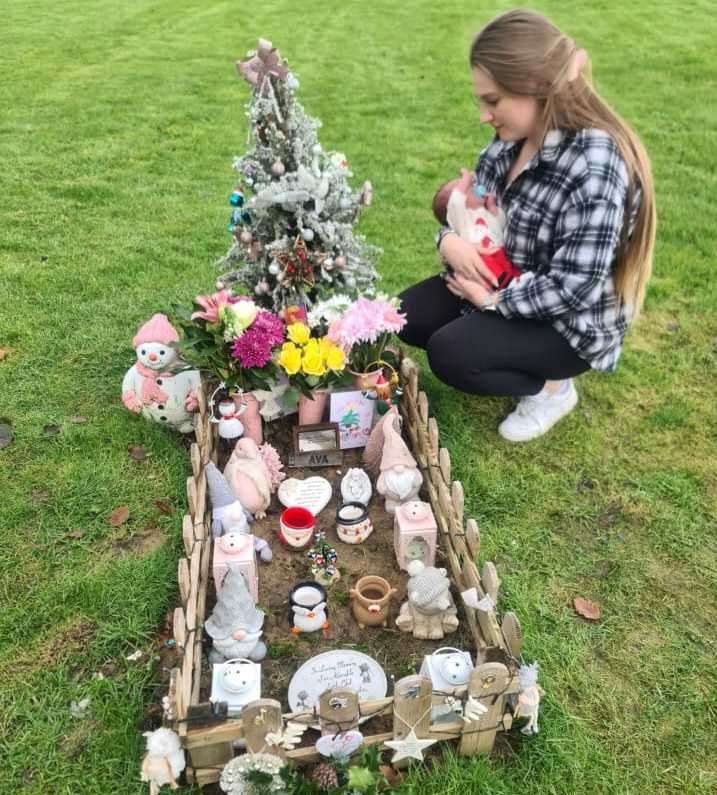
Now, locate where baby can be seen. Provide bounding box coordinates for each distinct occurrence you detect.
[432,169,522,288]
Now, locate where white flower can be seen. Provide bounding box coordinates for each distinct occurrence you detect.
[221,301,259,341]
[307,293,354,328]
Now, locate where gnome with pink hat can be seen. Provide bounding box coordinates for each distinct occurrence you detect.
[122,313,201,433]
[376,415,423,514]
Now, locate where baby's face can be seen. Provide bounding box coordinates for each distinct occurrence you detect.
[432,179,460,224]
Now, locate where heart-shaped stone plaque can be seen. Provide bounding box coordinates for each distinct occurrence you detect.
[277,476,332,516]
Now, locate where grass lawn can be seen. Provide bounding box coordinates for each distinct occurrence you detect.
[1,0,715,793]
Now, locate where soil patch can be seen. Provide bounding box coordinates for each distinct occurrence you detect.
[199,416,474,712]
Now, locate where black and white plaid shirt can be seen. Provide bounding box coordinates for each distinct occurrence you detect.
[440,129,640,371]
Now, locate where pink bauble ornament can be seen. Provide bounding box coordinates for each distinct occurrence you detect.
[271,161,286,176]
[335,256,347,269]
[239,230,253,244]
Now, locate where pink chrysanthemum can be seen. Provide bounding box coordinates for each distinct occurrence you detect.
[328,297,406,349]
[229,310,284,368]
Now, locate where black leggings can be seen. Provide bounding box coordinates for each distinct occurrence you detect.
[397,275,591,397]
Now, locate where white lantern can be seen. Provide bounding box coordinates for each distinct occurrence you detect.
[418,647,474,722]
[210,658,261,716]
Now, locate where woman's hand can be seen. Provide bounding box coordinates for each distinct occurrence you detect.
[439,232,499,287]
[445,272,497,309]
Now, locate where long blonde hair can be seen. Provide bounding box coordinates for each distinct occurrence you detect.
[470,9,656,314]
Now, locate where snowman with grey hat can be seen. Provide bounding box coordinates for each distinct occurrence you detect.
[206,462,272,563]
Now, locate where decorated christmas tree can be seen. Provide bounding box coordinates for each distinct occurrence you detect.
[218,39,381,311]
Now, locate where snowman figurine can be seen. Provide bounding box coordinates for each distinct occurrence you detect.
[122,314,200,433]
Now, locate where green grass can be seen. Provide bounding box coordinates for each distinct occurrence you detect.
[1,0,716,793]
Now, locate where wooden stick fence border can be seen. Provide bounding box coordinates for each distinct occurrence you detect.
[164,360,525,786]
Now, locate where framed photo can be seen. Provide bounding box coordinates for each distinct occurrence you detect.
[329,389,377,449]
[293,422,340,455]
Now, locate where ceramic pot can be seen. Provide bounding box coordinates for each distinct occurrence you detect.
[288,580,328,634]
[298,390,328,425]
[336,501,374,544]
[234,392,262,445]
[350,575,397,628]
[279,506,315,550]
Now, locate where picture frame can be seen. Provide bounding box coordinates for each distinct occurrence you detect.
[329,389,377,449]
[289,422,343,468]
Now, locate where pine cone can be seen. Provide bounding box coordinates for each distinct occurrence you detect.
[311,761,339,791]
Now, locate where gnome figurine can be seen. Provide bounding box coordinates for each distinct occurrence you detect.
[206,565,267,663]
[376,417,423,514]
[122,313,200,433]
[396,560,459,640]
[206,462,272,563]
[224,438,273,519]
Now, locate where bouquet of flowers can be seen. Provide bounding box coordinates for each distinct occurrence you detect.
[174,290,285,392]
[326,295,406,374]
[277,321,348,398]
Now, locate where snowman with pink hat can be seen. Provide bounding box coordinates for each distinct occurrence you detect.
[122,313,201,433]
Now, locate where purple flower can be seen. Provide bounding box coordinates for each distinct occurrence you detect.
[229,310,285,369]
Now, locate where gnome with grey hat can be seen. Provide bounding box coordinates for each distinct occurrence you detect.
[206,462,272,563]
[206,565,267,663]
[396,560,459,639]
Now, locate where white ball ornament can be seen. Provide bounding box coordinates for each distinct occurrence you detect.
[271,161,285,177]
[312,144,322,155]
[335,256,347,269]
[345,275,356,288]
[216,279,225,290]
[301,228,315,242]
[239,230,253,244]
[268,262,280,276]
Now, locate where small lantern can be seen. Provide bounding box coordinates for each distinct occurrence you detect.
[210,657,261,716]
[336,502,373,544]
[393,501,437,571]
[419,647,475,722]
[213,533,258,600]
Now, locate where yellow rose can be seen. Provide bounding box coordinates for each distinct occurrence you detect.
[318,336,333,357]
[303,337,321,358]
[302,350,326,377]
[278,342,302,375]
[287,322,310,346]
[325,345,345,372]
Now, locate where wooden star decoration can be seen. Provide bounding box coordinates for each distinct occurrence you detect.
[384,729,437,763]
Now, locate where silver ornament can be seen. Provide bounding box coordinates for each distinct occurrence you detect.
[339,198,352,210]
[345,275,356,288]
[301,228,315,241]
[268,262,280,276]
[311,144,322,155]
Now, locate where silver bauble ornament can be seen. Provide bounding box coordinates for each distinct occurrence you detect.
[271,161,285,177]
[345,275,356,288]
[312,144,322,155]
[301,228,315,242]
[268,262,280,276]
[339,198,352,210]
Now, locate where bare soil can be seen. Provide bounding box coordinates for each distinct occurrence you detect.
[199,417,474,715]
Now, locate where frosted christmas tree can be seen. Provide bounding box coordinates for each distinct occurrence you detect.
[218,39,381,311]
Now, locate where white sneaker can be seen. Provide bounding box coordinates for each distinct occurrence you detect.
[498,380,578,442]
